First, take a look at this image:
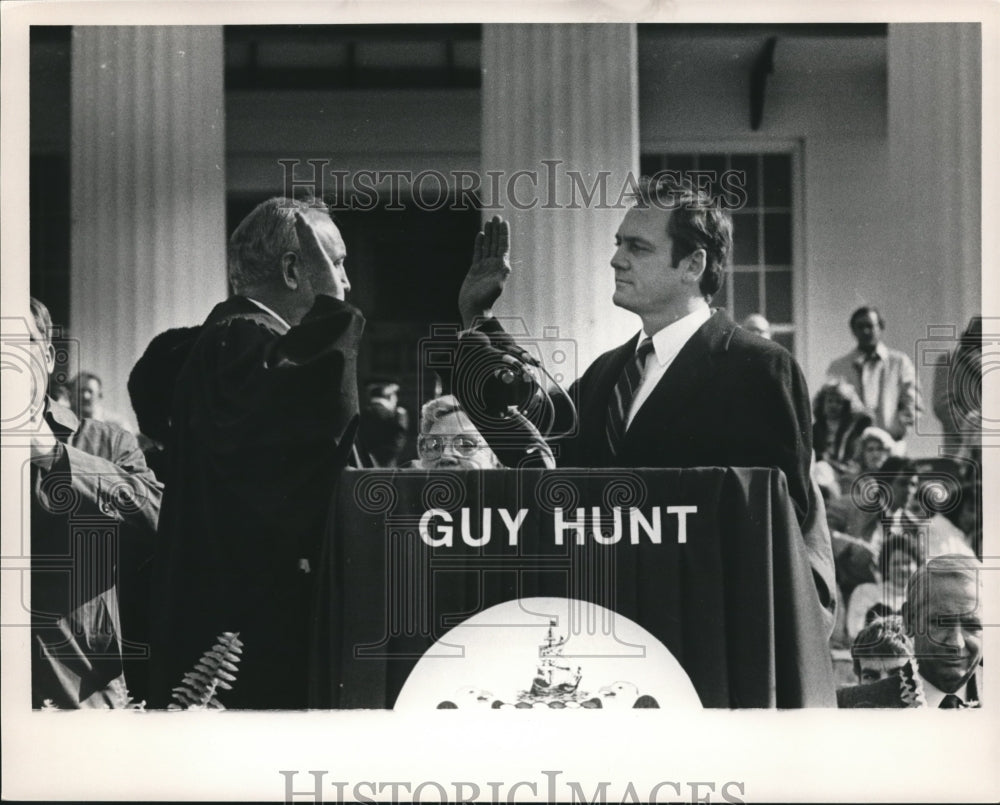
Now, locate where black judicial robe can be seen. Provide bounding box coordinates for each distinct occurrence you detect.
[149,294,364,709]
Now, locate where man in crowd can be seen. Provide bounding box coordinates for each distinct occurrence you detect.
[67,370,134,433]
[27,297,162,707]
[357,380,410,468]
[848,615,913,685]
[740,312,772,340]
[826,306,918,446]
[414,395,501,470]
[455,183,834,630]
[149,197,364,709]
[838,554,982,707]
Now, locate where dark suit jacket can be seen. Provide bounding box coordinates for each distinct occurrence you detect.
[32,401,162,708]
[559,311,810,514]
[838,664,982,708]
[467,309,836,632]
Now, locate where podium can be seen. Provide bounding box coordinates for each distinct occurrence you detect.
[309,467,836,708]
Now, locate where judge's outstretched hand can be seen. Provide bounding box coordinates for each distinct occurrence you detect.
[294,210,349,301]
[459,215,511,329]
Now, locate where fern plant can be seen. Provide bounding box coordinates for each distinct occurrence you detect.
[169,631,243,710]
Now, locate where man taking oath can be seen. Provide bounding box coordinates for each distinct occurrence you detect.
[455,182,834,627]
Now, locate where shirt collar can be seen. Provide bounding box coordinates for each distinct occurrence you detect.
[920,673,968,708]
[43,396,79,441]
[640,301,712,366]
[246,297,291,330]
[854,342,888,364]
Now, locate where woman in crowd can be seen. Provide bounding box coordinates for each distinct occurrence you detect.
[845,533,921,641]
[813,380,872,477]
[838,425,896,496]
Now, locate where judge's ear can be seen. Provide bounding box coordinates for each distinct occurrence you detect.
[281,252,301,291]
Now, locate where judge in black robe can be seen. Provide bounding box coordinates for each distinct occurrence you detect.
[149,200,363,709]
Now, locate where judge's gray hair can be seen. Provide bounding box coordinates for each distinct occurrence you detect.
[227,196,330,293]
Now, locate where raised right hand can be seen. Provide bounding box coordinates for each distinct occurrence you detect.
[458,215,511,329]
[294,210,349,301]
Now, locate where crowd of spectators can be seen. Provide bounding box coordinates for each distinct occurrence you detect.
[813,307,982,707]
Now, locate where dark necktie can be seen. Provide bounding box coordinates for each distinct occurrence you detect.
[606,337,655,456]
[939,693,963,709]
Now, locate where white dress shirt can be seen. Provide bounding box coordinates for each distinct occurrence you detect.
[626,301,712,429]
[858,342,889,412]
[920,674,969,708]
[246,296,291,330]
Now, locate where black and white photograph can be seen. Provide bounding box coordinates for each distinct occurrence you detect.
[2,1,997,801]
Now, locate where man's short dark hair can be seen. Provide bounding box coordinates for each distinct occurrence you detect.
[850,615,913,679]
[632,180,733,300]
[849,305,885,331]
[227,196,332,294]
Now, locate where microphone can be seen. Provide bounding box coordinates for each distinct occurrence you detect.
[453,332,554,468]
[482,328,541,367]
[456,331,536,413]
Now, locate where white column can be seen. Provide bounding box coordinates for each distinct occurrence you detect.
[481,24,639,379]
[887,23,981,454]
[889,23,981,324]
[71,26,226,428]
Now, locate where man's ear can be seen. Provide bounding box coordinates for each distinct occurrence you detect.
[43,343,56,376]
[683,249,707,283]
[281,252,301,291]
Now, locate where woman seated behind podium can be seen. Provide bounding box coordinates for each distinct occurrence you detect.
[406,395,501,470]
